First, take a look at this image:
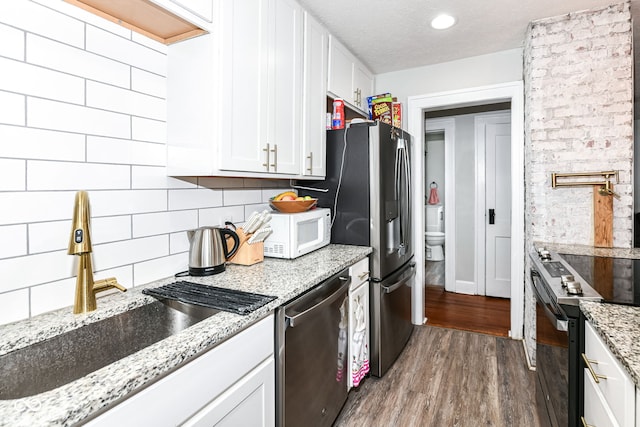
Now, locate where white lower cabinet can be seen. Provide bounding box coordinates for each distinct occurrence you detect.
[84,315,275,427]
[348,257,370,390]
[583,321,635,427]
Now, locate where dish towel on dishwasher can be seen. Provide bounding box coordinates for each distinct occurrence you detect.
[336,298,348,383]
[351,294,369,387]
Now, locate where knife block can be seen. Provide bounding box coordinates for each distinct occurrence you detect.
[227,228,264,266]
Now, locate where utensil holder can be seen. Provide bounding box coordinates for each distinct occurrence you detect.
[227,228,264,265]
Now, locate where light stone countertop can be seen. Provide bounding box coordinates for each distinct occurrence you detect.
[0,244,372,427]
[580,301,640,387]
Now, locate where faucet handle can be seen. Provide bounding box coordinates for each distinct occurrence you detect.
[93,277,127,294]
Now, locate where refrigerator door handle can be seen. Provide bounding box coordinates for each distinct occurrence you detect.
[382,262,416,293]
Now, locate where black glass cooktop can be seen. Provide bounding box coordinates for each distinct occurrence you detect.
[559,253,640,306]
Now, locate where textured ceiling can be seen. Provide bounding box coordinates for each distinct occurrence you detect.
[297,0,638,75]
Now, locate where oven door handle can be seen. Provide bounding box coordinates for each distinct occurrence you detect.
[531,270,568,331]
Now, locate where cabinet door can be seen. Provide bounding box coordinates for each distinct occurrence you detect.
[183,358,275,427]
[353,60,373,112]
[301,11,327,178]
[219,0,271,173]
[327,35,354,104]
[268,0,302,175]
[583,370,620,427]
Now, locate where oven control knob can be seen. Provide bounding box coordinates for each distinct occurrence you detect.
[565,280,582,295]
[560,275,575,287]
[539,250,551,261]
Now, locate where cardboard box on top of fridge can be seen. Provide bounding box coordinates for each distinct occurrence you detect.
[366,93,390,120]
[372,95,393,125]
[392,102,402,128]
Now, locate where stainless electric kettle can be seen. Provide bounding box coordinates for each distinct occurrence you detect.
[186,226,240,276]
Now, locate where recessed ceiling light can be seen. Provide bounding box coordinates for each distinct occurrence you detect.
[431,14,455,30]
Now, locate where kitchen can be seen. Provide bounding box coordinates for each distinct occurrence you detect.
[1,0,640,426]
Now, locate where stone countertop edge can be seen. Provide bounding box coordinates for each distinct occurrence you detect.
[534,242,640,259]
[0,244,372,427]
[580,301,640,387]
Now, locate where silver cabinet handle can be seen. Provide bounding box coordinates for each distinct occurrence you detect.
[306,152,313,174]
[353,88,359,105]
[270,144,278,172]
[358,271,369,281]
[262,143,270,171]
[582,353,607,383]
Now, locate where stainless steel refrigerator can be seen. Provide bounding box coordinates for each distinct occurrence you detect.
[306,121,415,377]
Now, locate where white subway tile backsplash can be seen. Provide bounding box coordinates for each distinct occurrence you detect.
[0,125,86,161]
[223,189,262,206]
[87,136,165,166]
[133,253,186,286]
[0,23,24,60]
[132,210,197,238]
[0,250,74,293]
[27,160,131,191]
[30,277,75,317]
[0,191,77,224]
[28,216,132,254]
[131,68,166,98]
[168,189,223,210]
[27,34,131,89]
[30,0,132,39]
[0,1,84,48]
[131,116,166,143]
[131,32,168,55]
[0,57,84,104]
[0,289,29,325]
[28,98,131,139]
[91,235,168,271]
[89,190,168,216]
[86,26,166,76]
[0,225,27,258]
[87,81,166,120]
[0,159,25,191]
[199,206,245,227]
[0,91,25,126]
[132,167,197,189]
[169,232,190,254]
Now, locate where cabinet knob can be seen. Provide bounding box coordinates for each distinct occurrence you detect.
[306,152,313,174]
[270,144,278,172]
[262,144,270,171]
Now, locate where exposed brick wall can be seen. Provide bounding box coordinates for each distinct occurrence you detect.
[523,1,633,365]
[524,1,634,249]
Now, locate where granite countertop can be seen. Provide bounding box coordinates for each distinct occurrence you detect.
[0,244,371,427]
[580,301,640,387]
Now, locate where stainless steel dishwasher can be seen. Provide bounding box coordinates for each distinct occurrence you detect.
[275,268,351,427]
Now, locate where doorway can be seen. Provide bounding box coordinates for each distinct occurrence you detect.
[407,81,525,340]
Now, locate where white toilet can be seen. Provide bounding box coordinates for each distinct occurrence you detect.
[425,204,445,261]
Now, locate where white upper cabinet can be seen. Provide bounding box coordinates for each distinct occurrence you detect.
[301,11,328,178]
[167,0,303,177]
[327,35,374,114]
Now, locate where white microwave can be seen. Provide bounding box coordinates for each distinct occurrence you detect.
[263,208,331,259]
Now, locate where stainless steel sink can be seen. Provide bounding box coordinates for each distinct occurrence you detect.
[0,299,219,399]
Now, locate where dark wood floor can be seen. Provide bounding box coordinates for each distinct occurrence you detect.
[425,285,511,337]
[334,326,540,427]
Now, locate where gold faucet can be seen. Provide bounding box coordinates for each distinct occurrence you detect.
[68,191,126,314]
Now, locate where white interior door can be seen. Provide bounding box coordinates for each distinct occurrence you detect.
[484,119,511,298]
